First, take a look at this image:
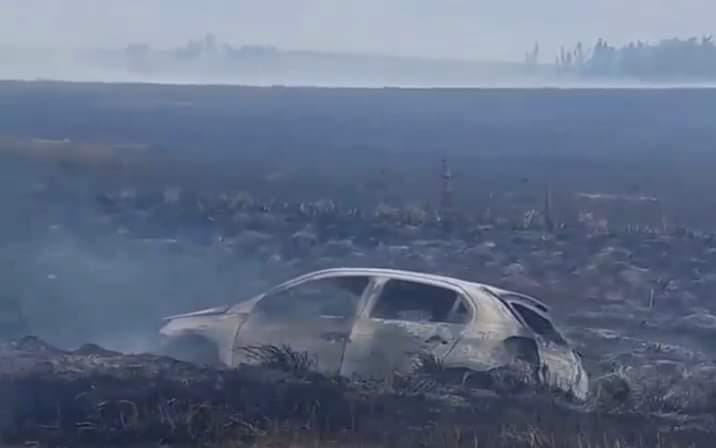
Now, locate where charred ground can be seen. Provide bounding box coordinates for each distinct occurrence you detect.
[0,336,712,448]
[2,81,716,446]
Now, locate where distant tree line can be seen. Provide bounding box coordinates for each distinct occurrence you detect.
[124,33,280,72]
[127,33,716,82]
[527,36,716,80]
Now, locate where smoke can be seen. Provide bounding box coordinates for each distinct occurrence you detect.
[0,156,275,353]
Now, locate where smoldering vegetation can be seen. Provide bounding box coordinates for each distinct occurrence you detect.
[3,152,716,447]
[3,82,716,446]
[0,158,275,353]
[1,337,713,448]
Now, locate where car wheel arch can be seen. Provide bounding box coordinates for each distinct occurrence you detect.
[162,333,222,366]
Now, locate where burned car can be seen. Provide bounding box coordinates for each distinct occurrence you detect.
[159,268,588,400]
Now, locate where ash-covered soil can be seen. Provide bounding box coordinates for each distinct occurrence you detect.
[3,156,716,447]
[0,336,713,448]
[3,81,716,447]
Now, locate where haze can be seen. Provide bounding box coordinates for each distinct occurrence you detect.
[1,0,714,61]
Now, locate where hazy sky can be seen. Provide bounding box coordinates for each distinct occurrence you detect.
[1,0,713,61]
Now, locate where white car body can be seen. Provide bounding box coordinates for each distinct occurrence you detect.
[159,267,589,400]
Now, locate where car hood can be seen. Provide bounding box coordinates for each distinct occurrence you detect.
[162,305,230,322]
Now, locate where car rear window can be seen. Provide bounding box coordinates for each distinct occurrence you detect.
[510,302,566,346]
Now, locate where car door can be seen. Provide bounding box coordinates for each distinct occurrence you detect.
[341,277,472,380]
[232,274,371,375]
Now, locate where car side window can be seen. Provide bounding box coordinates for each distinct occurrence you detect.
[370,279,470,324]
[255,276,370,320]
[450,300,470,323]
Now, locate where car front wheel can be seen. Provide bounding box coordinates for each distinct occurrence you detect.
[160,335,221,367]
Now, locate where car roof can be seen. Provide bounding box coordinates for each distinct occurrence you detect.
[293,267,483,289]
[287,267,550,312]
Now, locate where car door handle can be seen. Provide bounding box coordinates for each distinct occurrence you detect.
[320,332,350,343]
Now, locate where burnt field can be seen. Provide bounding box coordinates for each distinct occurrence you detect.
[2,81,716,228]
[2,81,716,447]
